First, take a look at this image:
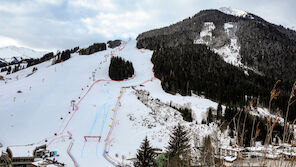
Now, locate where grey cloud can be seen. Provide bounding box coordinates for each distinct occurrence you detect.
[0,0,295,50]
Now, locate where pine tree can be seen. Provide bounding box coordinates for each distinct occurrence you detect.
[217,103,222,123]
[207,108,213,124]
[166,124,191,167]
[200,135,215,166]
[201,119,206,124]
[134,136,157,167]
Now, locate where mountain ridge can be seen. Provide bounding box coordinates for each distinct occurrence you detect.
[137,8,296,82]
[0,46,48,65]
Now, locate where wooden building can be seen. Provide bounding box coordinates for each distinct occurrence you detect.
[5,145,47,167]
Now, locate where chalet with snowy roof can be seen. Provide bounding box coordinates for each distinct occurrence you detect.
[5,145,47,167]
[216,145,244,158]
[214,145,245,166]
[6,146,35,167]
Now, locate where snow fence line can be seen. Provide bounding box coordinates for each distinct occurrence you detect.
[102,49,156,167]
[67,141,79,167]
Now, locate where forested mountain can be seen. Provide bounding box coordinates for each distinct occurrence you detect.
[137,9,296,82]
[137,8,296,121]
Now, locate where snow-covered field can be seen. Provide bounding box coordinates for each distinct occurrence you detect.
[0,40,226,166]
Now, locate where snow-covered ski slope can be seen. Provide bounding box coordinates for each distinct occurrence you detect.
[0,40,225,166]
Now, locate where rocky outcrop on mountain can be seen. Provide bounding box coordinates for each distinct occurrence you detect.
[137,9,296,82]
[79,43,106,55]
[107,40,122,48]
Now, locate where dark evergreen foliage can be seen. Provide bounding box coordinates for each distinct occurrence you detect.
[1,66,11,73]
[79,43,106,55]
[70,46,79,53]
[107,40,122,48]
[207,108,213,124]
[134,137,157,167]
[0,61,8,68]
[40,52,54,62]
[201,119,206,124]
[170,105,192,122]
[52,49,72,64]
[26,52,55,67]
[222,106,285,146]
[137,10,241,50]
[108,56,134,80]
[217,103,222,122]
[166,124,190,166]
[151,44,295,121]
[60,50,71,62]
[237,20,296,82]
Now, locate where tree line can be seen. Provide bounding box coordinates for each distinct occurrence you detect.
[109,56,134,81]
[151,44,296,122]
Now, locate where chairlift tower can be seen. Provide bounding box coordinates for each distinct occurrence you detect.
[92,71,96,81]
[71,100,76,111]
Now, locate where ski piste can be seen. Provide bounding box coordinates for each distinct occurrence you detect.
[0,40,156,166]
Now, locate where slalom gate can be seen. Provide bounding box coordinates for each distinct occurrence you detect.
[84,136,102,142]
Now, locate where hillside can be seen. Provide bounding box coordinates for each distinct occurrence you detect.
[137,8,296,82]
[137,8,296,122]
[1,7,296,167]
[0,40,228,166]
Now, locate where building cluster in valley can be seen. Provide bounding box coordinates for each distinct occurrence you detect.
[215,143,296,166]
[0,144,63,167]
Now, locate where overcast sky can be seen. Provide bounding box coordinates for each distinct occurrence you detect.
[0,0,295,51]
